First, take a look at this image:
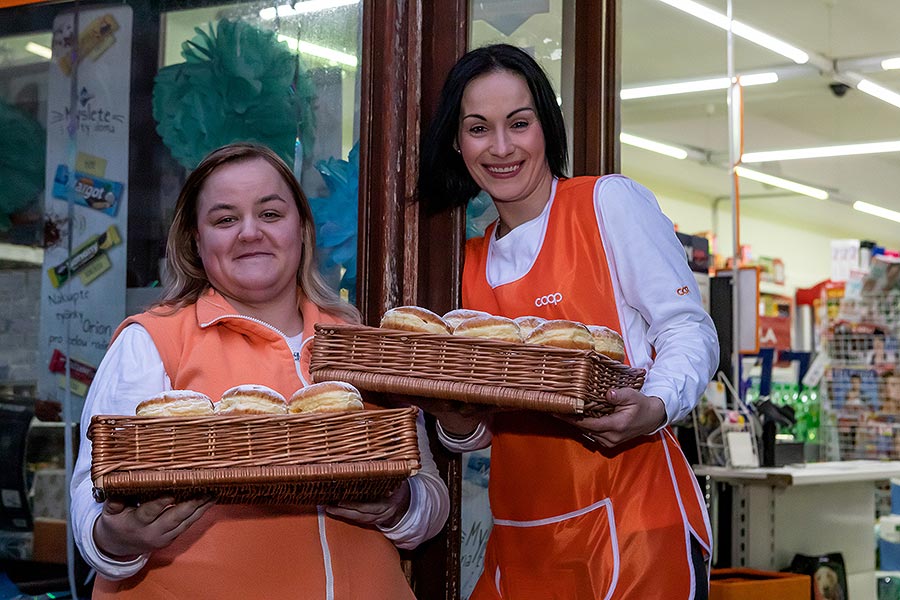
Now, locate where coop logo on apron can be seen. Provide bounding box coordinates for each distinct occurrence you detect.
[534,292,563,307]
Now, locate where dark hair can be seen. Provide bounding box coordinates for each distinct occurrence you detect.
[418,44,568,212]
[157,142,360,323]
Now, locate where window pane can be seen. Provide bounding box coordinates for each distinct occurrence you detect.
[0,0,363,427]
[465,0,566,242]
[159,1,362,302]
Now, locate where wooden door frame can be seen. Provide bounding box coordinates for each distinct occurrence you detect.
[572,0,620,177]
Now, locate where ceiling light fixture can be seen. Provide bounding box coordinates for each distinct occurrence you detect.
[856,79,900,109]
[734,167,829,200]
[622,72,778,100]
[620,133,689,159]
[260,0,357,20]
[882,57,900,71]
[260,5,292,19]
[25,42,52,59]
[0,242,42,266]
[853,201,900,224]
[276,34,357,67]
[742,140,900,162]
[655,0,809,64]
[291,0,357,12]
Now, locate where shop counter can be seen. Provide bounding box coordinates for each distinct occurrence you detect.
[694,460,900,600]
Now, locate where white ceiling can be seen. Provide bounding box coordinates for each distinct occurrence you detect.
[620,0,900,249]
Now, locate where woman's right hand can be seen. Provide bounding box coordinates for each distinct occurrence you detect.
[93,496,214,560]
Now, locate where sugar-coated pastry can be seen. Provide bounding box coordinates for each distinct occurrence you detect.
[216,384,287,415]
[289,381,365,414]
[513,315,547,338]
[380,305,452,335]
[587,325,626,362]
[136,390,214,417]
[525,319,593,350]
[443,308,492,330]
[453,315,523,343]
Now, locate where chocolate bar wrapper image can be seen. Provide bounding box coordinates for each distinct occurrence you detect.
[47,225,121,288]
[48,348,97,387]
[53,164,124,217]
[57,13,119,76]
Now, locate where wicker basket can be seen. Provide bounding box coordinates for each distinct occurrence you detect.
[89,407,420,505]
[311,324,646,417]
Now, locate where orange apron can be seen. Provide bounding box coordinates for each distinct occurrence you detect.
[92,290,414,599]
[463,176,710,599]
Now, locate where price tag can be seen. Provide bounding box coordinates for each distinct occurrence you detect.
[830,239,860,282]
[802,350,829,388]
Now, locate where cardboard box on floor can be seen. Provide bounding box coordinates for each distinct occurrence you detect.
[32,518,67,564]
[710,568,810,600]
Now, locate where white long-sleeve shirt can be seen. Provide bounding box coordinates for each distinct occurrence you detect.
[71,324,449,579]
[440,176,718,451]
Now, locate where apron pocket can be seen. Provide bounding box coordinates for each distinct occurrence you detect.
[491,498,619,600]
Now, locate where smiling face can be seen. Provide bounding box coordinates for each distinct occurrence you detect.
[457,69,554,228]
[195,157,303,309]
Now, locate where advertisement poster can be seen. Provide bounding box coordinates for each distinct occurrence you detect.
[37,6,132,417]
[460,449,492,599]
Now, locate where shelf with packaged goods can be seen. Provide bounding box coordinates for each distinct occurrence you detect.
[759,281,794,298]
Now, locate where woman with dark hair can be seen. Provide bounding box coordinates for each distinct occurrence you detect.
[418,45,718,598]
[419,43,568,208]
[71,142,449,599]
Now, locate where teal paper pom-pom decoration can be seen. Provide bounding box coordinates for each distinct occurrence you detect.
[0,100,45,230]
[309,143,359,303]
[152,19,316,170]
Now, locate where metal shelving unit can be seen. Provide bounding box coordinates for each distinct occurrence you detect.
[820,291,900,462]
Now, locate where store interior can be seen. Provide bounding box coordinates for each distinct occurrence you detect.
[621,0,900,287]
[619,2,900,598]
[2,0,900,598]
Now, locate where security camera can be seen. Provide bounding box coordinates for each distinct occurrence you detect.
[829,82,851,97]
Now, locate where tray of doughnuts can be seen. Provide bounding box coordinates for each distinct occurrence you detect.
[310,307,646,417]
[88,382,420,505]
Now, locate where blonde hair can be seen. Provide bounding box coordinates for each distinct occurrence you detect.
[156,142,360,324]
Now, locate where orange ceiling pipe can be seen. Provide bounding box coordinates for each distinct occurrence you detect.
[0,0,49,7]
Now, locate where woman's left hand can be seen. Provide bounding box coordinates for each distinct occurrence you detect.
[559,388,667,447]
[325,480,411,529]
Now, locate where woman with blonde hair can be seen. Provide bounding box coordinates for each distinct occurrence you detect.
[71,142,449,599]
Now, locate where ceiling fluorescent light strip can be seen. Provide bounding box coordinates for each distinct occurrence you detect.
[622,72,777,100]
[853,201,900,224]
[743,140,900,162]
[620,133,688,159]
[857,79,900,109]
[25,42,52,59]
[655,0,728,28]
[730,22,809,64]
[622,77,728,100]
[740,72,779,86]
[656,0,809,64]
[883,57,900,71]
[260,0,356,19]
[734,167,829,200]
[292,0,357,13]
[277,34,358,67]
[0,242,43,265]
[260,5,292,19]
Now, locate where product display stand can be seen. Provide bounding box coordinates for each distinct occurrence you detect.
[695,460,900,600]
